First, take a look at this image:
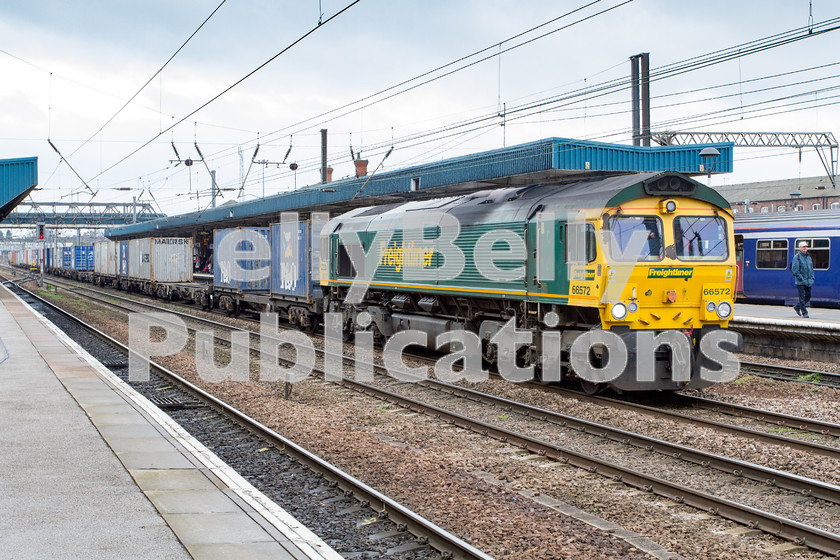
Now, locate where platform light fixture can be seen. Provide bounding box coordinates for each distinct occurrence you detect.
[699,147,720,181]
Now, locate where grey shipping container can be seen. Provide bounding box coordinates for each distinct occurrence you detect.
[95,241,118,276]
[214,227,270,293]
[126,237,193,282]
[150,237,193,282]
[118,241,129,276]
[269,220,323,300]
[128,238,146,279]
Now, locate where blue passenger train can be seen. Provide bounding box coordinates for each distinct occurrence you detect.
[734,211,840,307]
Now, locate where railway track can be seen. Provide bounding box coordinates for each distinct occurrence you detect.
[518,384,840,458]
[5,275,491,560]
[740,359,840,388]
[16,272,840,556]
[34,274,840,458]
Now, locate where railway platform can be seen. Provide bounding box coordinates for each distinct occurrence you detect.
[735,302,840,325]
[0,282,341,560]
[731,303,840,362]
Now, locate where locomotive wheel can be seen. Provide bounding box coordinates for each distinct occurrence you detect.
[579,379,607,395]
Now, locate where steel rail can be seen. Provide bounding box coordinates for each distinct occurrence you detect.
[334,377,840,556]
[7,277,491,560]
[740,360,840,388]
[518,384,840,459]
[406,378,840,506]
[673,393,840,439]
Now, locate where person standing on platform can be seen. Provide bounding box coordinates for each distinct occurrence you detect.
[792,241,814,318]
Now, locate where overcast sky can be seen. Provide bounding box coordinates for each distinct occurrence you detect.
[1,0,839,216]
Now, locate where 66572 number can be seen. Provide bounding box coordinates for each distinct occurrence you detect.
[702,287,731,297]
[571,285,591,296]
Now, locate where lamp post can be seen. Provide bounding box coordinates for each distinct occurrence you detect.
[699,147,720,183]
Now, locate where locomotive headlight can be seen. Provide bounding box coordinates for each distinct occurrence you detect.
[659,199,678,213]
[611,302,628,320]
[716,301,732,319]
[706,301,716,313]
[628,302,639,313]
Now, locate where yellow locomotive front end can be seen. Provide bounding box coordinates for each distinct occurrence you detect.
[566,178,741,392]
[596,196,737,332]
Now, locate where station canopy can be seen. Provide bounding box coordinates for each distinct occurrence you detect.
[107,137,733,240]
[0,157,38,221]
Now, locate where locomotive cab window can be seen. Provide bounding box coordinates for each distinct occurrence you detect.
[673,216,728,261]
[606,215,663,261]
[755,239,788,269]
[336,241,356,277]
[795,238,830,270]
[565,223,597,263]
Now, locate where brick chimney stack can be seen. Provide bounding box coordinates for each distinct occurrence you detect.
[354,158,369,178]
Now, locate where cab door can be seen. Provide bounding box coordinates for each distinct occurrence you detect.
[734,234,744,296]
[525,206,566,302]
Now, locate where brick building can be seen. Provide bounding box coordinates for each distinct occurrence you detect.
[714,175,840,214]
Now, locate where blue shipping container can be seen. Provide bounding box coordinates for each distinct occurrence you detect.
[74,245,94,271]
[118,241,129,276]
[44,248,52,269]
[270,221,323,299]
[214,227,271,293]
[62,247,72,269]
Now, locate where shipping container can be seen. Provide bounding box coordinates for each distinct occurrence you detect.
[43,248,52,269]
[126,237,193,282]
[74,245,94,271]
[128,238,146,279]
[150,237,193,283]
[95,241,118,276]
[61,247,73,269]
[118,241,129,276]
[214,227,271,293]
[269,221,323,300]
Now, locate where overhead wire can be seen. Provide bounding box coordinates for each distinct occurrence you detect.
[188,0,628,170]
[245,15,840,191]
[68,0,229,158]
[229,0,634,156]
[87,0,362,184]
[67,11,840,205]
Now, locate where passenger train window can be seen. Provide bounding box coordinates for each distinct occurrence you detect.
[673,217,728,261]
[606,216,663,261]
[755,239,788,269]
[795,238,830,270]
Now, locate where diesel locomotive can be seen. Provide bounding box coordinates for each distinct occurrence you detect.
[322,172,740,392]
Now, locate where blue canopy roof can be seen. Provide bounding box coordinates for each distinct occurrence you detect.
[107,137,733,239]
[0,157,38,221]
